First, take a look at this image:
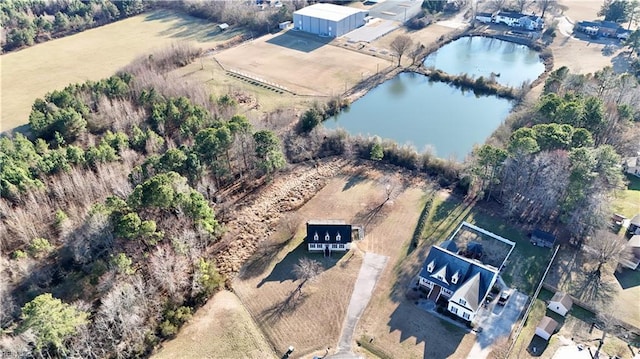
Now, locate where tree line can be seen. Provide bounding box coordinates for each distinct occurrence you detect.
[0,43,287,357]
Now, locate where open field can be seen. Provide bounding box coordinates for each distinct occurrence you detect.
[214,31,392,96]
[511,289,636,359]
[544,247,640,330]
[152,290,275,359]
[1,10,243,132]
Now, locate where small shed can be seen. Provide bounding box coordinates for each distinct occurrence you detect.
[475,12,493,23]
[218,23,229,31]
[628,214,640,235]
[530,229,556,248]
[535,316,559,341]
[547,292,573,317]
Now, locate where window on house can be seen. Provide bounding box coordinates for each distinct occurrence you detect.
[427,260,435,273]
[451,271,459,284]
[314,232,319,241]
[310,244,315,249]
[339,244,344,249]
[463,312,470,320]
[336,233,341,241]
[459,298,466,306]
[325,232,330,241]
[332,244,337,249]
[450,306,458,314]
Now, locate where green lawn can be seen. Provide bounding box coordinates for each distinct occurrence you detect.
[613,175,640,218]
[418,193,550,295]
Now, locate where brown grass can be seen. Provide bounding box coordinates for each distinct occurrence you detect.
[152,290,276,359]
[214,31,392,97]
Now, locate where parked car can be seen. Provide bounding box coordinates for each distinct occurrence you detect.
[497,290,510,306]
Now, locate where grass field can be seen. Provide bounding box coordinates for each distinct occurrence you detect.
[214,31,392,97]
[1,10,243,132]
[613,175,640,219]
[152,290,276,359]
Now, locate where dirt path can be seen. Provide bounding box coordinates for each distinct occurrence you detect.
[214,158,349,276]
[332,252,389,357]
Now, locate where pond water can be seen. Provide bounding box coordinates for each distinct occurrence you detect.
[323,72,513,161]
[423,36,545,88]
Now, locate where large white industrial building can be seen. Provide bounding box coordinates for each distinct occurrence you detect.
[293,3,366,38]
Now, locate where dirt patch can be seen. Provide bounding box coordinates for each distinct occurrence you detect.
[451,225,513,269]
[214,31,392,96]
[152,290,275,359]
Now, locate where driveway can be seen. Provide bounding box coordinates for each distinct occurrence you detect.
[329,252,389,358]
[467,290,529,358]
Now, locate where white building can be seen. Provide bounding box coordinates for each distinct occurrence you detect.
[293,3,367,38]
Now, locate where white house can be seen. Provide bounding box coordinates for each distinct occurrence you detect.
[535,316,559,341]
[475,12,493,24]
[493,11,544,30]
[547,292,573,317]
[305,220,352,255]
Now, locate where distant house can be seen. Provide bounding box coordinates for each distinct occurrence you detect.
[621,235,640,270]
[575,20,629,38]
[305,220,352,255]
[623,157,640,177]
[530,229,556,248]
[418,244,500,322]
[493,11,543,30]
[218,23,229,31]
[629,215,640,236]
[547,292,573,317]
[535,316,559,341]
[475,12,493,23]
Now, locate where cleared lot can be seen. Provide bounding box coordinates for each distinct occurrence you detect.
[214,31,392,96]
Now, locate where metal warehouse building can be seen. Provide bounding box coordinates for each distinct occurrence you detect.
[293,3,366,38]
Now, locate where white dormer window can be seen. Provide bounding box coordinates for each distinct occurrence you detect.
[314,232,319,241]
[325,232,330,241]
[336,233,341,242]
[451,271,459,284]
[427,260,435,273]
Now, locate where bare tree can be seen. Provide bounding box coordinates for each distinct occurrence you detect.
[148,245,190,301]
[514,0,532,12]
[293,257,323,293]
[585,230,633,278]
[410,42,425,66]
[390,35,413,67]
[537,0,556,17]
[489,0,508,12]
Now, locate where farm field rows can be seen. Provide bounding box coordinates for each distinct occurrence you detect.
[1,10,241,132]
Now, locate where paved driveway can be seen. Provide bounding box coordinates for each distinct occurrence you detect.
[468,290,529,358]
[328,252,389,358]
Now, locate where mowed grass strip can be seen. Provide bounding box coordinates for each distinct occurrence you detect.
[152,290,276,359]
[1,10,240,131]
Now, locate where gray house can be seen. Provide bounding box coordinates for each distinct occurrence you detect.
[293,3,366,38]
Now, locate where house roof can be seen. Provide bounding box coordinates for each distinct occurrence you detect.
[631,214,640,227]
[306,221,352,244]
[549,292,573,311]
[419,246,498,310]
[294,3,363,22]
[629,235,640,248]
[532,229,556,244]
[439,240,458,253]
[537,316,559,335]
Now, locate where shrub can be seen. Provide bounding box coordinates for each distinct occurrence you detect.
[298,108,323,133]
[54,209,68,228]
[12,250,28,260]
[28,238,53,258]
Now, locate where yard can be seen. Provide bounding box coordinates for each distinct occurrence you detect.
[544,247,640,330]
[510,288,637,359]
[232,167,430,357]
[151,290,275,359]
[613,175,640,219]
[1,9,243,132]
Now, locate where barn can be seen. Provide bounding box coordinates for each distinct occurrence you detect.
[293,3,366,38]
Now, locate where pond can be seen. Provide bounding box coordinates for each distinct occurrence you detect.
[423,36,545,88]
[323,72,513,161]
